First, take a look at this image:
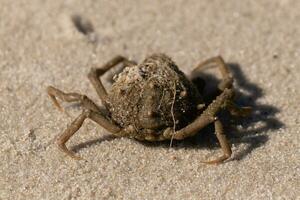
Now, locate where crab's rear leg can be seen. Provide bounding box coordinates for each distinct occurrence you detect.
[193,56,252,116]
[88,56,136,105]
[192,56,233,91]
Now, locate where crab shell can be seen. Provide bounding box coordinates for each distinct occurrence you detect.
[106,54,203,135]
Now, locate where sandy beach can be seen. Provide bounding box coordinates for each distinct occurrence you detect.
[0,0,299,199]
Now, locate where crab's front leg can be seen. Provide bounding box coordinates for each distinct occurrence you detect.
[56,109,126,159]
[163,88,234,164]
[202,119,232,164]
[47,86,129,159]
[170,88,234,139]
[47,86,100,113]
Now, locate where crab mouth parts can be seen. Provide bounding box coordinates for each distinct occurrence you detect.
[139,116,166,130]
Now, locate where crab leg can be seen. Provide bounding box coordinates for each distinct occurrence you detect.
[56,109,128,159]
[163,88,234,164]
[193,56,233,90]
[202,119,232,164]
[47,86,127,159]
[193,56,252,115]
[88,56,136,104]
[47,86,100,113]
[164,88,234,140]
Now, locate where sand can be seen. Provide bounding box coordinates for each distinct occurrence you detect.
[0,0,299,199]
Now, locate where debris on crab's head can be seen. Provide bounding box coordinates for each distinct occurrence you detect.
[112,65,144,84]
[107,54,202,133]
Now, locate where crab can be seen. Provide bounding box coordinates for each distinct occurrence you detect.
[47,54,251,164]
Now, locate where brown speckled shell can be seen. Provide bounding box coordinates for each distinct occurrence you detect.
[106,54,202,133]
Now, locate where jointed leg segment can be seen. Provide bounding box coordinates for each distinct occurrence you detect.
[88,56,136,104]
[47,86,100,113]
[47,85,125,159]
[163,88,234,164]
[164,88,234,140]
[203,119,232,164]
[193,56,233,91]
[193,56,252,117]
[56,111,87,159]
[47,55,136,159]
[56,109,124,159]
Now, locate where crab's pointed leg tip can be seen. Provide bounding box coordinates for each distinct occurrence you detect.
[201,160,220,165]
[72,155,83,160]
[58,143,83,160]
[66,152,83,160]
[201,155,230,165]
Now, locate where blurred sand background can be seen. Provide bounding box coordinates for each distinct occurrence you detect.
[0,0,299,199]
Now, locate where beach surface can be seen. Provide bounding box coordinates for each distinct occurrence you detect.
[0,0,299,199]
